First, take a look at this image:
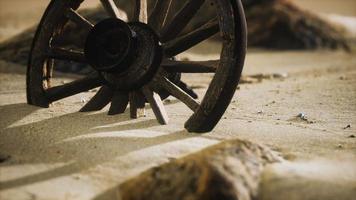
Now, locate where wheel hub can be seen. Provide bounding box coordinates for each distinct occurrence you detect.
[84,18,162,91]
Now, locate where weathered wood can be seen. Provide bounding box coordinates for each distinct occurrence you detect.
[160,0,205,42]
[142,86,169,125]
[148,0,173,31]
[1,0,351,71]
[46,47,86,63]
[120,139,281,200]
[108,91,129,115]
[129,91,146,119]
[162,60,218,73]
[184,0,247,133]
[80,86,113,112]
[46,74,102,102]
[64,8,93,32]
[100,0,122,18]
[158,77,199,111]
[44,59,54,89]
[26,0,95,108]
[164,17,219,57]
[23,0,248,133]
[133,0,148,23]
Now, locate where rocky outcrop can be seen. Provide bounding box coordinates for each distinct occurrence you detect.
[245,0,350,50]
[0,0,351,73]
[119,139,281,200]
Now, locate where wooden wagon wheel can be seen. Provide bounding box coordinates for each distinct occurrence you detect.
[27,0,247,133]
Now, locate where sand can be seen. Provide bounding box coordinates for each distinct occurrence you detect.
[0,48,355,199]
[0,0,356,199]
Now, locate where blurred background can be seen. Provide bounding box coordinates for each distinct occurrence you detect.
[0,0,355,74]
[0,2,355,200]
[0,0,355,42]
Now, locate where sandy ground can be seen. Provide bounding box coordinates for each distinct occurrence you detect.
[0,49,355,200]
[0,0,356,200]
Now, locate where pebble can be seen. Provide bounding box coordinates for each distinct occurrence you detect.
[297,112,307,120]
[343,124,351,129]
[273,73,289,79]
[339,76,347,80]
[80,97,87,103]
[348,135,355,138]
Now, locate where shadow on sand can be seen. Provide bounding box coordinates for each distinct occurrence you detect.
[0,102,196,193]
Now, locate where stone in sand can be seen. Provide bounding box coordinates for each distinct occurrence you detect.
[119,139,281,200]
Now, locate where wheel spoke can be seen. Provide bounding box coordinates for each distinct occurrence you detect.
[159,0,205,42]
[46,47,86,63]
[108,91,129,115]
[164,18,219,57]
[158,77,199,111]
[100,0,122,18]
[133,0,148,23]
[142,86,169,125]
[46,73,103,102]
[162,60,219,73]
[65,8,93,31]
[129,91,146,119]
[44,59,54,88]
[175,80,198,99]
[80,86,113,112]
[148,0,173,31]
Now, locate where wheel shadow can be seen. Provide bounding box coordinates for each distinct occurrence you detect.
[0,103,196,191]
[0,103,40,130]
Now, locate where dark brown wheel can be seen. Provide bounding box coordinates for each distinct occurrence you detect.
[27,0,247,133]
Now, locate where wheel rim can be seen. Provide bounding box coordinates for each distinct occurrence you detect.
[27,0,247,133]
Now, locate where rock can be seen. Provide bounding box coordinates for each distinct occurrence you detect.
[0,0,351,74]
[119,139,281,200]
[272,73,288,79]
[241,73,289,85]
[245,0,350,50]
[240,76,261,84]
[343,124,351,129]
[297,112,307,121]
[339,75,347,80]
[80,97,87,103]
